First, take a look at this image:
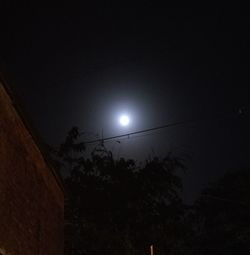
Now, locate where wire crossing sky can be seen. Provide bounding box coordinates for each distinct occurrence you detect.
[83,105,250,145]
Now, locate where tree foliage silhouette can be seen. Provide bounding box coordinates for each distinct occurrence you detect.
[54,128,250,255]
[191,170,250,254]
[57,127,188,255]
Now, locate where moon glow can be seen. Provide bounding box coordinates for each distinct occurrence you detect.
[119,115,130,126]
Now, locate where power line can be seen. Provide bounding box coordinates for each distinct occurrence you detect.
[83,106,250,145]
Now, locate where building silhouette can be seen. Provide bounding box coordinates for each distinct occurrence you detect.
[0,75,64,255]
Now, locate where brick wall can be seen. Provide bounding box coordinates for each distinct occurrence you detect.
[0,82,64,255]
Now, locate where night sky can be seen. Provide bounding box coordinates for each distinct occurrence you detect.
[1,3,249,202]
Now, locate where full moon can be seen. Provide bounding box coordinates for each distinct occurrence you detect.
[119,115,130,126]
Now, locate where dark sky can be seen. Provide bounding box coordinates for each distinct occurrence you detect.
[1,3,249,202]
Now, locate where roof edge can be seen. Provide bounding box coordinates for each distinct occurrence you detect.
[0,71,65,194]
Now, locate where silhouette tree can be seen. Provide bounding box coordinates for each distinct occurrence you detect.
[192,170,250,254]
[55,127,189,255]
